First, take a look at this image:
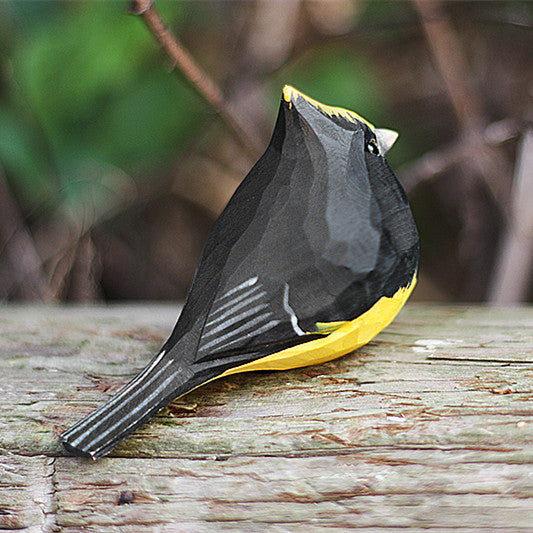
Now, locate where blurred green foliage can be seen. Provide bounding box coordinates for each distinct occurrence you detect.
[279,44,388,138]
[0,1,207,213]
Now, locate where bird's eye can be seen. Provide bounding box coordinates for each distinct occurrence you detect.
[366,139,380,156]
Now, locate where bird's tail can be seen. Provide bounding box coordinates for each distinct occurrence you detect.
[60,350,192,459]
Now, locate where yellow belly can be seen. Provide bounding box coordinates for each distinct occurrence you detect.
[220,272,417,377]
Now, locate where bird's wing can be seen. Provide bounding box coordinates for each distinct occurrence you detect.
[193,276,328,367]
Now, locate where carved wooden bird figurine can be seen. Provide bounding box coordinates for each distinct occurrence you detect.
[60,85,419,458]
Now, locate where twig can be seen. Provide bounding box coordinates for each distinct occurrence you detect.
[413,0,484,134]
[488,125,533,303]
[398,118,521,193]
[412,0,512,209]
[0,170,52,302]
[130,0,263,161]
[67,233,101,301]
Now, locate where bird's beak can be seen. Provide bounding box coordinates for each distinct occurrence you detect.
[375,128,399,154]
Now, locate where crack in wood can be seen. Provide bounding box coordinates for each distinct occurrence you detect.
[41,456,58,533]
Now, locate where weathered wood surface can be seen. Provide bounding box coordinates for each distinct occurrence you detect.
[0,303,531,532]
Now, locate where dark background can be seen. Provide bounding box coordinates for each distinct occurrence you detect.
[0,0,531,304]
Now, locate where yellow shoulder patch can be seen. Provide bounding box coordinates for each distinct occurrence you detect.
[315,321,347,335]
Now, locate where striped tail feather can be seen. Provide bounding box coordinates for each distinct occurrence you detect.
[60,350,193,459]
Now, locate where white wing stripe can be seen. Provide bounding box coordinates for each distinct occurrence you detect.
[205,289,266,328]
[203,303,269,339]
[216,276,258,301]
[207,319,280,353]
[201,312,275,352]
[208,285,263,318]
[283,284,305,336]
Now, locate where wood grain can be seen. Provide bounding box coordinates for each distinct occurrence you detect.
[0,304,531,531]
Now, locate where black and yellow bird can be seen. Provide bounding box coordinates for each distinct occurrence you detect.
[60,86,419,458]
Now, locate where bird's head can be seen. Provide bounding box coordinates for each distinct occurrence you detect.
[281,85,398,157]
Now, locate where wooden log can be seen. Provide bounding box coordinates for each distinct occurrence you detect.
[0,304,531,531]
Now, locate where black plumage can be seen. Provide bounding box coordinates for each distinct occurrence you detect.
[60,86,419,458]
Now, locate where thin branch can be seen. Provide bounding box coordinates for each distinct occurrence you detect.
[488,125,533,303]
[130,0,263,161]
[413,0,484,135]
[412,0,512,209]
[67,233,101,301]
[398,118,521,193]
